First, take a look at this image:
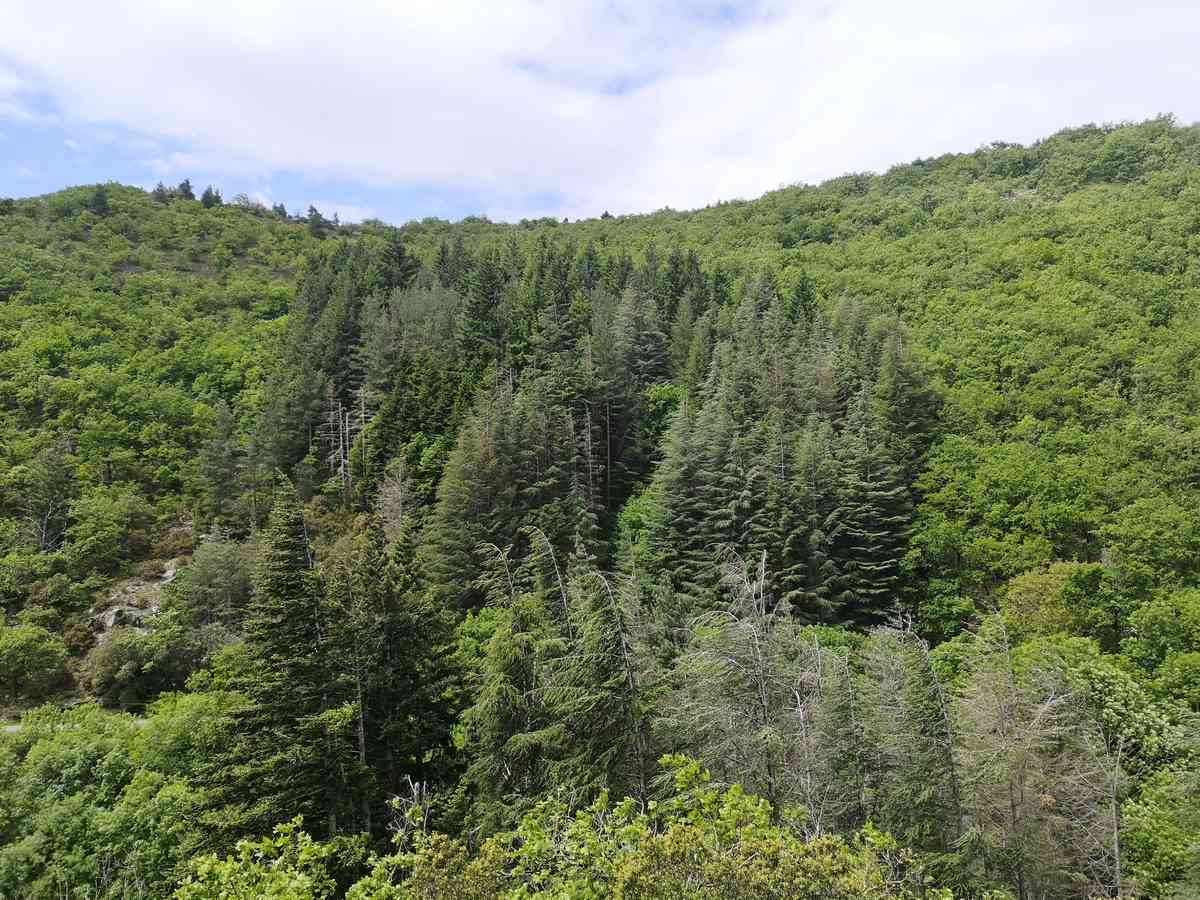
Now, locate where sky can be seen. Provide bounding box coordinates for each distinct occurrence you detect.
[1,1,1198,224]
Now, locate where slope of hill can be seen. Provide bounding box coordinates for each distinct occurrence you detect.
[1,118,1199,899]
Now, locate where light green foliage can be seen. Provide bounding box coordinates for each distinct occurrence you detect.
[0,622,66,702]
[174,819,340,900]
[0,185,316,603]
[1000,561,1124,646]
[354,757,931,899]
[1124,589,1200,671]
[1121,769,1200,898]
[62,482,156,576]
[0,697,238,898]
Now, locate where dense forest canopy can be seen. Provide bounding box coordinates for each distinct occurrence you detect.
[1,117,1199,898]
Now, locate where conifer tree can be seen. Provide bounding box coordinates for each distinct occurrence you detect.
[462,548,559,833]
[858,626,962,851]
[957,619,1121,900]
[198,400,242,526]
[202,484,355,841]
[827,388,912,625]
[664,553,806,812]
[89,184,110,217]
[323,523,459,836]
[545,569,651,805]
[779,419,841,620]
[459,247,506,365]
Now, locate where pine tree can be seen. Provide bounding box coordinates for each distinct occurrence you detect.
[779,420,841,621]
[664,552,807,813]
[177,178,195,201]
[151,181,170,203]
[375,230,420,294]
[459,248,506,365]
[463,550,559,833]
[200,185,222,208]
[435,234,470,288]
[323,524,459,836]
[613,285,668,386]
[420,377,519,609]
[668,291,695,380]
[307,205,331,238]
[956,619,1121,900]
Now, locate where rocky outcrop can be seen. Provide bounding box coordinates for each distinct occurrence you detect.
[90,557,185,636]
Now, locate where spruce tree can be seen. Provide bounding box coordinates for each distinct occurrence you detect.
[858,626,962,851]
[323,523,459,836]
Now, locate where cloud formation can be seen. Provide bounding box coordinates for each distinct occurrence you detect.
[1,1,1198,220]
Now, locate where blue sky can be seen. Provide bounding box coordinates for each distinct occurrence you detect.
[2,1,1199,224]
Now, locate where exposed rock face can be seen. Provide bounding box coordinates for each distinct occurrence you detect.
[92,604,154,633]
[90,556,186,636]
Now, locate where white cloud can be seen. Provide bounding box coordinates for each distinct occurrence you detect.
[63,137,82,150]
[309,200,378,224]
[0,0,1198,219]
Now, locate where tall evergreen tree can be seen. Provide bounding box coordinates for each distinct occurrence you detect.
[827,388,913,625]
[545,570,651,806]
[202,485,354,841]
[198,400,242,527]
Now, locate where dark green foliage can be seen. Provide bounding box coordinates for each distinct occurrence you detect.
[321,524,460,836]
[89,184,110,217]
[198,401,242,526]
[200,185,222,209]
[643,299,925,624]
[200,486,355,840]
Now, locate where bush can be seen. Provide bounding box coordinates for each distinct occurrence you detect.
[63,483,155,576]
[0,624,67,702]
[347,757,933,899]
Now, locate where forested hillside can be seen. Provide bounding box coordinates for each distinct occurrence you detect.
[2,118,1199,898]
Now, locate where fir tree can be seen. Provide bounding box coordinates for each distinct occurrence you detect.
[826,388,913,626]
[198,400,242,526]
[462,549,559,833]
[545,569,651,805]
[202,485,354,841]
[89,184,110,217]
